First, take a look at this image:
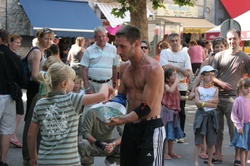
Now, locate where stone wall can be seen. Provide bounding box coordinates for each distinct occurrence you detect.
[0,0,31,56]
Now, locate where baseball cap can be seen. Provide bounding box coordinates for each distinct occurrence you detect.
[54,34,61,39]
[200,65,218,75]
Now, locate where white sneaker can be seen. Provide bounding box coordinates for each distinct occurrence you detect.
[176,138,185,143]
[104,159,117,166]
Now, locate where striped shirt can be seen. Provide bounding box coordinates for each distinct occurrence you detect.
[32,92,84,165]
[80,42,119,80]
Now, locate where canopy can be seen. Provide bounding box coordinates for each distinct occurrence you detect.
[20,0,102,38]
[205,10,250,40]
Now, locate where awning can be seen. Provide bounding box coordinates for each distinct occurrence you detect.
[220,0,250,18]
[155,17,215,34]
[205,11,250,40]
[96,2,152,28]
[19,0,102,38]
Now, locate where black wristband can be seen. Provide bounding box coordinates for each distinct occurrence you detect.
[95,140,105,151]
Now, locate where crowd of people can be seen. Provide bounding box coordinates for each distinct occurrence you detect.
[1,24,250,166]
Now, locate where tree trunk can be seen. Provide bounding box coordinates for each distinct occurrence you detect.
[128,0,148,40]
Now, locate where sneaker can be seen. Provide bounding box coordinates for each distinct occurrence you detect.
[176,138,185,143]
[104,159,117,166]
[0,161,9,166]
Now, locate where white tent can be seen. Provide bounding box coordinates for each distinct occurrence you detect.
[206,10,250,40]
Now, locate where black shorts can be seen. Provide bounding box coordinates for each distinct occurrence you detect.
[120,118,165,166]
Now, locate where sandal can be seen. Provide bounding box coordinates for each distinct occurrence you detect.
[199,153,208,160]
[164,154,172,160]
[10,139,22,148]
[234,160,241,166]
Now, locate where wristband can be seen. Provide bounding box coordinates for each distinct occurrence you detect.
[95,140,105,151]
[112,142,116,147]
[85,87,91,91]
[180,67,182,72]
[185,96,189,100]
[202,102,205,107]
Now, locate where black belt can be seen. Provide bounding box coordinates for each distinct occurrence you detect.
[88,77,111,83]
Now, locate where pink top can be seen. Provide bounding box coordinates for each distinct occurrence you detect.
[231,96,250,130]
[188,45,204,63]
[244,98,250,123]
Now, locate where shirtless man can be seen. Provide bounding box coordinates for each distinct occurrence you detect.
[106,25,165,166]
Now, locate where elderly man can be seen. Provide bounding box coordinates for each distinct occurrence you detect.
[80,26,119,94]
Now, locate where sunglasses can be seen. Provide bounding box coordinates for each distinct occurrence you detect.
[38,27,53,37]
[214,37,224,41]
[42,27,52,33]
[141,46,148,50]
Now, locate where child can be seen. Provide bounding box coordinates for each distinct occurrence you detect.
[161,68,188,160]
[73,75,85,94]
[27,63,113,166]
[193,65,219,166]
[189,37,228,159]
[231,78,250,166]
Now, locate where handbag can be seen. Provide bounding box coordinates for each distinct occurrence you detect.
[2,52,23,101]
[8,81,22,101]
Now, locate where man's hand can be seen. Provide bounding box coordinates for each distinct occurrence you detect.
[181,68,189,77]
[219,81,232,90]
[104,142,115,154]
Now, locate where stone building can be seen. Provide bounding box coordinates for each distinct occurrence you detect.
[0,0,243,56]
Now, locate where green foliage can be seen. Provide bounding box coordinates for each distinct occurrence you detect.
[112,0,196,18]
[173,0,195,6]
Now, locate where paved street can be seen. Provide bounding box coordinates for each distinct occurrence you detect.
[7,92,237,166]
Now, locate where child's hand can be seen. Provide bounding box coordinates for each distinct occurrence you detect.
[238,128,243,134]
[175,77,180,83]
[195,100,202,108]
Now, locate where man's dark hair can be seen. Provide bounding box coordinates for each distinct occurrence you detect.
[0,29,10,44]
[227,28,241,38]
[116,25,141,44]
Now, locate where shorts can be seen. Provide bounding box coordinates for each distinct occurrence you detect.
[121,118,165,166]
[195,115,217,145]
[0,95,16,134]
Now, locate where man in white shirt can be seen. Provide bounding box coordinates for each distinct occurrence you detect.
[160,33,193,143]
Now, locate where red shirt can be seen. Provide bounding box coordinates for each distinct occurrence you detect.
[161,83,181,111]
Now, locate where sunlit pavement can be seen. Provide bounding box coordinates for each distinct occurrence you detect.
[7,92,237,166]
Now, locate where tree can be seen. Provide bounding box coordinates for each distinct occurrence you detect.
[112,0,196,40]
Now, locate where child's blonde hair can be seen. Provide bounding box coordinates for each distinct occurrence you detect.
[37,63,76,92]
[42,56,62,71]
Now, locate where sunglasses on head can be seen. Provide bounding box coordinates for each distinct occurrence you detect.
[42,27,52,33]
[141,46,148,50]
[214,37,224,41]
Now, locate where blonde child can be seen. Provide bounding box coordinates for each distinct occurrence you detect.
[27,63,113,166]
[73,75,84,94]
[231,78,250,166]
[161,68,189,160]
[193,65,219,166]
